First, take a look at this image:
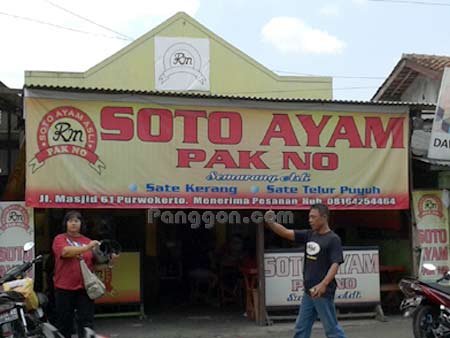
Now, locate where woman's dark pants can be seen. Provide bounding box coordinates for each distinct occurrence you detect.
[54,288,95,338]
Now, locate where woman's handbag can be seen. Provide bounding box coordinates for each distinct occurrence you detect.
[79,258,105,300]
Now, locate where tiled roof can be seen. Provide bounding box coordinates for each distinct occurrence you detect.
[372,53,450,102]
[406,53,450,73]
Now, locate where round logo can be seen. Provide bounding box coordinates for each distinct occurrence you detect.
[29,106,105,174]
[0,204,30,232]
[159,43,206,85]
[418,194,443,218]
[306,241,321,256]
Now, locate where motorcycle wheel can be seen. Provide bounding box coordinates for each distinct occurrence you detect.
[0,319,27,338]
[413,305,439,338]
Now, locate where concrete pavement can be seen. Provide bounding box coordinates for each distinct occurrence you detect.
[94,313,413,338]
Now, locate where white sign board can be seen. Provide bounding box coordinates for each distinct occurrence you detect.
[154,36,210,91]
[428,67,450,160]
[0,202,34,278]
[265,248,380,307]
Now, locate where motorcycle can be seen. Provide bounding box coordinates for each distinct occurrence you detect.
[0,241,110,338]
[0,241,62,337]
[399,263,450,338]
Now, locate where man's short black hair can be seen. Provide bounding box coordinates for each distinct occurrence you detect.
[310,203,330,220]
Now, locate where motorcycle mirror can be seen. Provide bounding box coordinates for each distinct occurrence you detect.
[23,241,35,252]
[423,263,438,271]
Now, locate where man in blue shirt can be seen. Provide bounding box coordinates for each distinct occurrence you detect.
[265,204,347,338]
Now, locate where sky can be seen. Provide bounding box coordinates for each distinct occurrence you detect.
[1,0,450,101]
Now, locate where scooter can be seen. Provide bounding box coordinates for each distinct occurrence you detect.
[399,263,450,338]
[432,305,450,338]
[0,241,62,337]
[0,241,110,338]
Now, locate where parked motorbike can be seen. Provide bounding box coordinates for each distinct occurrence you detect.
[0,241,110,338]
[0,241,62,337]
[399,263,450,338]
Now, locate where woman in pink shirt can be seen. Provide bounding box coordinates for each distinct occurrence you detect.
[52,210,100,338]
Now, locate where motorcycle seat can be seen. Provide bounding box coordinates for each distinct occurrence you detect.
[0,290,25,302]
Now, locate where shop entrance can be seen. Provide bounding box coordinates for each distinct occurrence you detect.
[35,207,410,321]
[153,211,257,316]
[36,208,258,318]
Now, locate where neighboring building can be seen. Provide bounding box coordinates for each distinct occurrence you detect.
[373,53,450,189]
[0,82,24,199]
[373,54,450,284]
[373,53,450,104]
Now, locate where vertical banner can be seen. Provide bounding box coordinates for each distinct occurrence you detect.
[154,37,210,91]
[412,191,450,280]
[0,202,35,278]
[428,67,450,160]
[264,248,380,307]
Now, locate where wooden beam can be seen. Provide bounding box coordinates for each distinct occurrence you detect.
[256,222,266,326]
[390,69,414,98]
[373,59,407,101]
[404,60,442,81]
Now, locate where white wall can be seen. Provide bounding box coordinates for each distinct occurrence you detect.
[401,74,441,104]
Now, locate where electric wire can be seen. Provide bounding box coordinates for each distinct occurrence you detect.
[42,0,133,41]
[0,11,130,41]
[368,0,450,6]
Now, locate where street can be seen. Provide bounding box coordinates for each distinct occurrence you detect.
[95,314,413,338]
